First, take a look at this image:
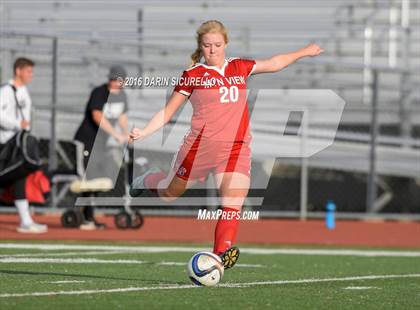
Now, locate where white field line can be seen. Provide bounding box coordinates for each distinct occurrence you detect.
[0,258,147,264]
[0,244,419,257]
[0,257,263,268]
[0,251,122,258]
[46,281,86,284]
[0,274,419,298]
[218,274,420,288]
[156,262,263,268]
[230,263,264,268]
[343,286,380,290]
[0,251,263,267]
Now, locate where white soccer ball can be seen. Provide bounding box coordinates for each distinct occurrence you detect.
[187,251,224,286]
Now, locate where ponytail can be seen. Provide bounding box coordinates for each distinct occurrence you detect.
[190,48,202,67]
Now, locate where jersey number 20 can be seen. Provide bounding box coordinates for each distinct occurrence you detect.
[219,86,239,103]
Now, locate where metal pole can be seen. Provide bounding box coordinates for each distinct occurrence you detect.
[347,5,355,38]
[400,0,411,146]
[137,9,144,96]
[49,37,58,208]
[366,70,379,212]
[242,27,251,52]
[300,109,309,220]
[401,0,411,69]
[363,26,373,105]
[388,5,398,68]
[0,3,11,83]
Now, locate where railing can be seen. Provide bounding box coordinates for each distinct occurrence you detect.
[0,1,419,218]
[335,0,416,142]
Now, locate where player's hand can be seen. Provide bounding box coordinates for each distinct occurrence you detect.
[20,120,30,129]
[303,43,324,57]
[129,127,146,144]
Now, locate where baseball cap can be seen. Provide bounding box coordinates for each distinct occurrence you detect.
[108,65,127,80]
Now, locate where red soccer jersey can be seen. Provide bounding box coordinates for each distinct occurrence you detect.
[174,57,256,142]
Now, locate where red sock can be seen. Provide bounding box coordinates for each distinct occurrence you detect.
[213,207,240,255]
[144,172,166,193]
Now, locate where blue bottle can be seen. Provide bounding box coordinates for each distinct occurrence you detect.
[326,200,336,230]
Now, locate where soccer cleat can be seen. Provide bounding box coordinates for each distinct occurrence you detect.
[220,246,240,269]
[17,222,48,234]
[129,167,161,197]
[79,221,96,231]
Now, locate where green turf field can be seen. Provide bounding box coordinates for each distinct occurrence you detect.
[0,242,419,309]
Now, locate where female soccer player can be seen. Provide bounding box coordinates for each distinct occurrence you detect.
[129,20,323,269]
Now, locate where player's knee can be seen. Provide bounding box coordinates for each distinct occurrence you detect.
[221,196,246,208]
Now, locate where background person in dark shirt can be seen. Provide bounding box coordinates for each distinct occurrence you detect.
[74,65,129,230]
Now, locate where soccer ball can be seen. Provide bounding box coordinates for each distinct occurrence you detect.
[187,251,224,286]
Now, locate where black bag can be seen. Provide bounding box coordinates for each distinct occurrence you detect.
[0,131,42,186]
[0,84,42,187]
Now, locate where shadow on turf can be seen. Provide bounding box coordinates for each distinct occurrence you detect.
[0,269,185,285]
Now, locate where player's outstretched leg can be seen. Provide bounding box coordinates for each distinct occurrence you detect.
[130,168,191,202]
[129,167,164,197]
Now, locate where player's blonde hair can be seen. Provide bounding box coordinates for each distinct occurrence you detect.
[190,20,229,67]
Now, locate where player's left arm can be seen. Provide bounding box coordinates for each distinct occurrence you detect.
[253,43,324,74]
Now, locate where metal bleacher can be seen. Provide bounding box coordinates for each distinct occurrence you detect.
[0,0,419,183]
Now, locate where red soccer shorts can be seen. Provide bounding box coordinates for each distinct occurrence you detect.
[172,133,251,182]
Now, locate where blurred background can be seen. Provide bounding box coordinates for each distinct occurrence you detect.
[0,0,419,221]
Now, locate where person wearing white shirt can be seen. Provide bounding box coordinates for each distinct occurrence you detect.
[0,57,47,233]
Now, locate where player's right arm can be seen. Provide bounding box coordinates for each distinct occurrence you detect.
[129,91,187,142]
[0,85,29,130]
